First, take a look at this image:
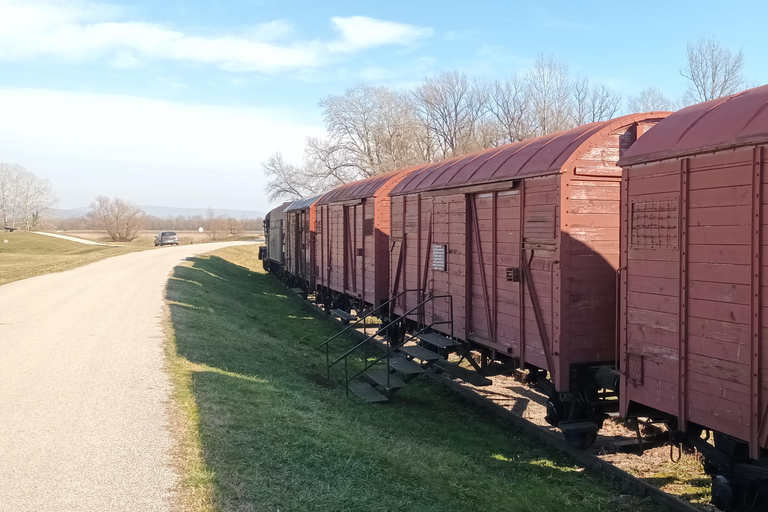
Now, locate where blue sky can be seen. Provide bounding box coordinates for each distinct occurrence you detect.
[0,0,766,213]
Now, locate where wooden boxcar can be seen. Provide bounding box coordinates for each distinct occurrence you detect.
[283,195,321,291]
[389,113,668,396]
[314,168,417,312]
[618,86,768,495]
[261,201,292,274]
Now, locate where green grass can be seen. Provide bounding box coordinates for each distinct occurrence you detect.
[0,231,145,285]
[165,246,669,512]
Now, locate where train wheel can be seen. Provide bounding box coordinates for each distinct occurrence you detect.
[710,475,733,511]
[563,429,597,450]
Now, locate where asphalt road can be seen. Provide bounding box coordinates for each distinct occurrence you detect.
[0,242,254,511]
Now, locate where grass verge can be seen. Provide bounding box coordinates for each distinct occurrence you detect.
[0,231,145,286]
[165,245,672,512]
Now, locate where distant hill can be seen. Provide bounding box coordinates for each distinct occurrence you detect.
[51,205,265,220]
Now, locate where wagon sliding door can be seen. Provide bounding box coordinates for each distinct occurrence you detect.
[520,176,559,377]
[466,190,521,354]
[428,194,467,340]
[342,203,364,300]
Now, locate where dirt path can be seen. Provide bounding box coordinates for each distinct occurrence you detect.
[0,242,254,511]
[32,231,120,246]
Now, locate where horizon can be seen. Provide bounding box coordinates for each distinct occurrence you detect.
[1,0,767,212]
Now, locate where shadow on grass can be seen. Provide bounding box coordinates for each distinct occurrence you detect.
[167,252,664,512]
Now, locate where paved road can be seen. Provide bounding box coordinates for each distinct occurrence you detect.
[0,242,254,511]
[32,231,120,246]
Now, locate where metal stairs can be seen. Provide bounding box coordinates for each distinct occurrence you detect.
[319,292,492,403]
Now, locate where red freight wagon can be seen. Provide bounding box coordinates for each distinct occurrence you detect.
[388,114,667,435]
[283,195,322,293]
[618,86,768,502]
[314,168,417,314]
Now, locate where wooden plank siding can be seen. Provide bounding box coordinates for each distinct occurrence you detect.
[621,144,768,455]
[315,170,416,310]
[388,121,652,393]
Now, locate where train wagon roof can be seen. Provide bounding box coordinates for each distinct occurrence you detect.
[390,112,668,196]
[619,84,768,166]
[283,194,322,213]
[316,167,419,205]
[264,201,292,221]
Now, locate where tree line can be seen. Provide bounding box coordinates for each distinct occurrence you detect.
[263,37,749,202]
[54,197,262,242]
[0,163,56,231]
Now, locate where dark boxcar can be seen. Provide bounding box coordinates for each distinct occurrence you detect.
[262,201,292,274]
[284,195,322,292]
[618,86,768,495]
[315,168,418,312]
[389,113,668,395]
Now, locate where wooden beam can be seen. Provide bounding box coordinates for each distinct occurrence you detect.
[751,146,763,458]
[678,158,689,431]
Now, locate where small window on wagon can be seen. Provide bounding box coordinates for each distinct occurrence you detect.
[630,200,678,249]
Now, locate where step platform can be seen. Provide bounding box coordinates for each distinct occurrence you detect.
[366,369,406,391]
[290,287,304,295]
[330,309,357,324]
[417,332,462,349]
[348,382,389,403]
[433,360,492,386]
[386,356,426,376]
[398,344,443,362]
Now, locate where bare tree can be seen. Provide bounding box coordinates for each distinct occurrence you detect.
[321,84,424,177]
[87,196,144,242]
[680,36,746,105]
[527,54,574,135]
[226,217,242,236]
[304,137,365,187]
[487,77,534,144]
[262,51,702,201]
[0,163,56,230]
[0,162,20,227]
[412,71,487,159]
[15,169,56,231]
[572,77,621,125]
[262,152,319,202]
[627,87,674,113]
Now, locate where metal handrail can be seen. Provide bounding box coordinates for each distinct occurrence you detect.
[329,294,448,369]
[346,323,435,383]
[317,288,421,350]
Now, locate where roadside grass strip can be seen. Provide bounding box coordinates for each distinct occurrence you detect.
[0,231,143,285]
[165,246,667,512]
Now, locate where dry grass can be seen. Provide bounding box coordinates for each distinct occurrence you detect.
[164,245,673,512]
[0,231,145,286]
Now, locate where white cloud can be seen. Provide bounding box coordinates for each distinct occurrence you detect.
[0,1,433,72]
[328,16,433,53]
[0,88,324,211]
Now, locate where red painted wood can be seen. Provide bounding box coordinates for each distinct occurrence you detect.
[621,87,768,457]
[388,115,666,392]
